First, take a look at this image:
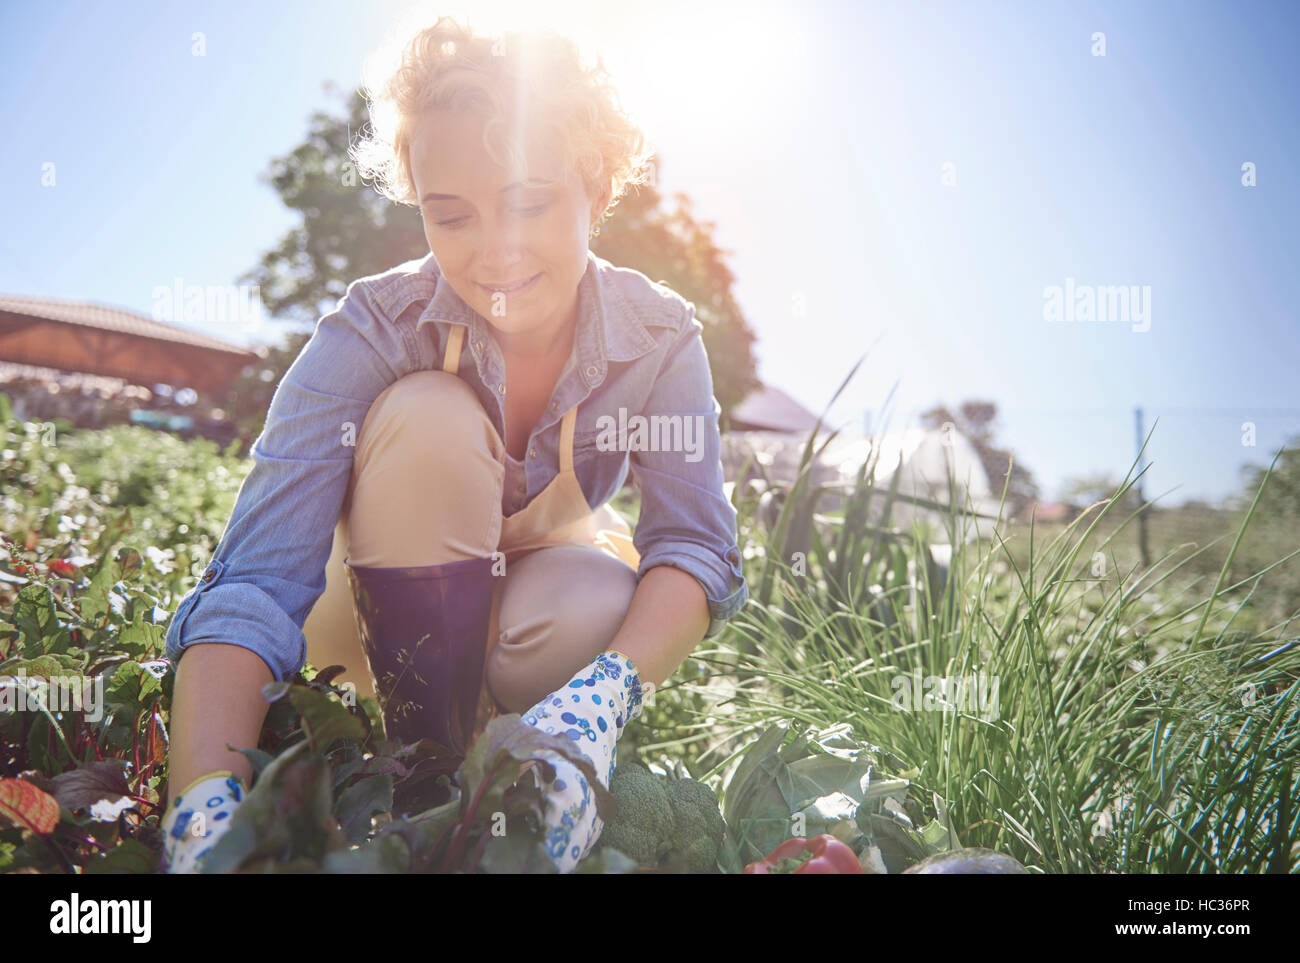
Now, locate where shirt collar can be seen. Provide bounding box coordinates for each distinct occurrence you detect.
[413,249,659,387]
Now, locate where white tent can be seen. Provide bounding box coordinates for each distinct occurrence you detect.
[818,426,1000,544]
[723,423,999,546]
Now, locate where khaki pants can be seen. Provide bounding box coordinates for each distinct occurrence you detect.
[302,370,639,715]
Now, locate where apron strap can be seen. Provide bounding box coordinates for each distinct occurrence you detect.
[558,406,577,473]
[442,324,465,375]
[444,322,578,476]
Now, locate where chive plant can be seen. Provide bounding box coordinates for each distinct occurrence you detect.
[669,378,1299,873]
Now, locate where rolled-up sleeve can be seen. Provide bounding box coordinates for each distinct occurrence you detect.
[629,303,749,638]
[163,278,418,682]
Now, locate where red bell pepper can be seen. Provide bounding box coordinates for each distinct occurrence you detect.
[742,834,862,874]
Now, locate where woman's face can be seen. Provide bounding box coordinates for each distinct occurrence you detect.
[409,108,604,345]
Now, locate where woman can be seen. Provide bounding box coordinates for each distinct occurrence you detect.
[159,17,748,874]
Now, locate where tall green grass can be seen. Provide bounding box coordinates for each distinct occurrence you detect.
[672,374,1299,873]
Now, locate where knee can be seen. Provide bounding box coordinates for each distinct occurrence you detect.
[485,548,639,713]
[356,370,498,465]
[502,545,639,641]
[550,559,639,643]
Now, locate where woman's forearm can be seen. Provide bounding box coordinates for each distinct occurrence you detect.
[168,643,274,795]
[606,565,710,689]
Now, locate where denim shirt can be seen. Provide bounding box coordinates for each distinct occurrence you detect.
[163,249,750,682]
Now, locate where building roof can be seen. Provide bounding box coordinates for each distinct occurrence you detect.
[0,294,257,354]
[729,383,824,433]
[0,293,257,392]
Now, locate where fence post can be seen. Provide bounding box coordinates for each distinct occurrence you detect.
[1134,406,1151,568]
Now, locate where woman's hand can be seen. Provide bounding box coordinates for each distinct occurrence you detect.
[160,771,247,873]
[520,650,651,872]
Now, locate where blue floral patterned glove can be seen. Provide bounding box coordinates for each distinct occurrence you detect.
[522,650,652,872]
[160,771,246,873]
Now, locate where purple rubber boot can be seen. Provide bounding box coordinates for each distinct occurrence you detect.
[344,555,496,756]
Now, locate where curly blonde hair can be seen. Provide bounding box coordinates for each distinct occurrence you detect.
[350,16,654,235]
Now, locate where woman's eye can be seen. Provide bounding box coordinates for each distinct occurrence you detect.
[433,202,546,228]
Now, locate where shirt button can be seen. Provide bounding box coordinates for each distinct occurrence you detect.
[585,364,599,378]
[529,448,537,458]
[727,550,740,564]
[475,340,483,350]
[497,383,506,394]
[201,566,216,583]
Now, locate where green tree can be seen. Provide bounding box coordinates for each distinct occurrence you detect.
[1235,436,1300,518]
[920,400,1041,520]
[234,85,759,437]
[1058,471,1140,513]
[592,182,759,413]
[239,85,428,323]
[1228,437,1300,625]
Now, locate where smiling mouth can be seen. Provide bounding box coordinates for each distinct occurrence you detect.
[480,273,540,294]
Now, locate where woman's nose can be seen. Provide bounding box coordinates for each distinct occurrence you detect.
[478,216,526,265]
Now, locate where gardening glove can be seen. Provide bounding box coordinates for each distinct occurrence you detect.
[521,650,653,872]
[160,770,246,873]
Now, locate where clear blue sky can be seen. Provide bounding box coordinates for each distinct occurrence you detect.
[2,0,1296,505]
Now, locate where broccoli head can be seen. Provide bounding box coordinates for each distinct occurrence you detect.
[598,762,674,866]
[596,762,726,873]
[665,777,727,874]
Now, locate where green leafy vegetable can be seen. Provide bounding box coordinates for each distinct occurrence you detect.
[597,762,726,873]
